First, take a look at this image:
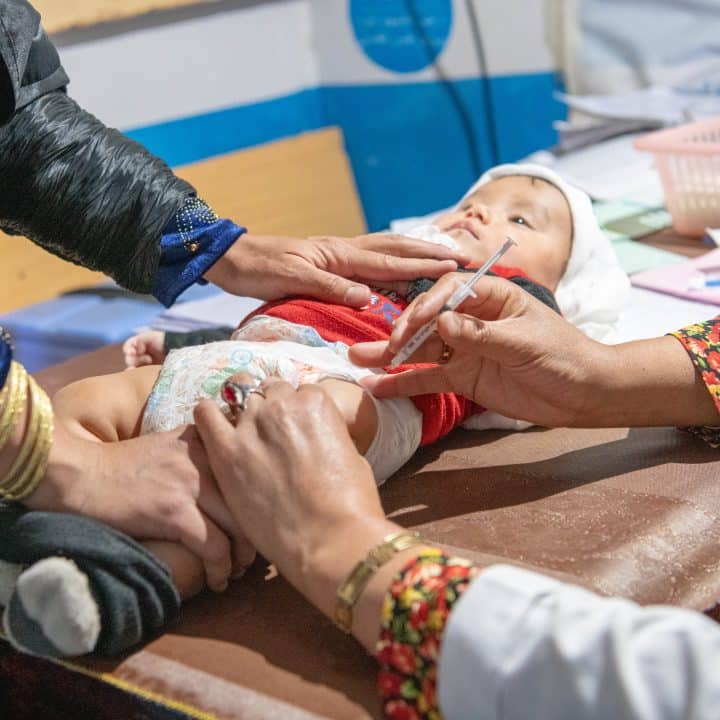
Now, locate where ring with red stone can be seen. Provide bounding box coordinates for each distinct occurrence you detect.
[221,379,266,414]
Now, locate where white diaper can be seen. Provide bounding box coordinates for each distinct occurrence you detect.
[141,316,421,485]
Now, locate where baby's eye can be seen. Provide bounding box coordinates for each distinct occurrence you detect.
[509,215,532,228]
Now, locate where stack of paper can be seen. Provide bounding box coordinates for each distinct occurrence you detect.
[554,86,720,157]
[592,199,684,276]
[527,134,665,206]
[631,248,720,306]
[554,117,658,154]
[558,86,720,127]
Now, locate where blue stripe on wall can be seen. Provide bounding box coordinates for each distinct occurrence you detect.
[321,73,565,230]
[126,72,565,231]
[125,88,325,167]
[490,72,565,162]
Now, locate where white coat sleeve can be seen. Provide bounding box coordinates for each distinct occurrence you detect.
[437,564,720,720]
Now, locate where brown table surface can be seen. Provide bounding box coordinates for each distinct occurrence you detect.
[5,227,720,720]
[641,226,711,258]
[26,348,720,719]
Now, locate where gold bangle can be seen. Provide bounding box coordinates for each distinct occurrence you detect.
[21,376,54,500]
[1,373,54,502]
[334,530,423,634]
[3,376,54,501]
[0,361,18,447]
[1,370,41,496]
[0,362,27,453]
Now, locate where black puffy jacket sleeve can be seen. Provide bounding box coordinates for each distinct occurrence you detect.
[0,0,67,123]
[0,1,196,293]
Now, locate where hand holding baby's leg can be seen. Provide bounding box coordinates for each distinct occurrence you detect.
[123,330,166,368]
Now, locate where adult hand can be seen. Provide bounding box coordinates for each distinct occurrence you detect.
[25,422,246,592]
[350,273,719,429]
[193,378,407,650]
[203,233,469,307]
[350,273,602,427]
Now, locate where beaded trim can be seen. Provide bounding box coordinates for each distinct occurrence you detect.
[175,197,219,254]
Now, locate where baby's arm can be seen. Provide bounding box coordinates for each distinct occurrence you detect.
[123,327,235,368]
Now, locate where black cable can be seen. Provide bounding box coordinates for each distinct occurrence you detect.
[464,0,500,166]
[404,0,483,178]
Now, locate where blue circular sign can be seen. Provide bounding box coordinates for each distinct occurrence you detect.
[349,0,453,74]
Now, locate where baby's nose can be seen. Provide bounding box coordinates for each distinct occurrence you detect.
[464,203,491,223]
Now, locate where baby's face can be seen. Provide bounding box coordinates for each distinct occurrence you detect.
[433,175,572,290]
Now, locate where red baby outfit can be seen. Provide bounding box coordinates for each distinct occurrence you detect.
[247,265,535,446]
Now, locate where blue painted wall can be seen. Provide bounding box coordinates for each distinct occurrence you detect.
[321,74,564,230]
[127,89,326,169]
[127,72,564,231]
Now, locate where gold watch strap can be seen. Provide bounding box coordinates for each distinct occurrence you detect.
[334,530,423,634]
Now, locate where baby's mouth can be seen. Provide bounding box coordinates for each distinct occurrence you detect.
[448,218,483,241]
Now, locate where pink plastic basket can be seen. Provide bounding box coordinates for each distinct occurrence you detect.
[634,117,720,236]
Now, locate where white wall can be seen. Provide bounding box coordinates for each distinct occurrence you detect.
[56,0,318,130]
[310,0,555,85]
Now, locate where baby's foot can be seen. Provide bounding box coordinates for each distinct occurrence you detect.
[3,557,100,657]
[123,330,166,368]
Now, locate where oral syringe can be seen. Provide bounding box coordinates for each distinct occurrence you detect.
[389,236,517,367]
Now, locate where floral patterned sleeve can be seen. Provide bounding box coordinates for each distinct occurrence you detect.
[375,548,480,720]
[670,316,720,446]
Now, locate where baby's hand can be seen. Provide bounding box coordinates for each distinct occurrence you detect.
[123,330,166,368]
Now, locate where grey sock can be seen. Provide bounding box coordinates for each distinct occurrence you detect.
[0,505,181,657]
[3,558,101,657]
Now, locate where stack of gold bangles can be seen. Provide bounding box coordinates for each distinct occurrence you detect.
[0,361,54,502]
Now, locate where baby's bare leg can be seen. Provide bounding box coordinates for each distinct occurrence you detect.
[142,541,206,600]
[53,369,215,601]
[316,378,378,455]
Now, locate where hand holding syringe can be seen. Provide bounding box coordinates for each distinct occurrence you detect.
[389,237,517,367]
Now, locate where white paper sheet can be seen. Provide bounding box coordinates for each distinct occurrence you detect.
[614,287,719,343]
[558,86,720,126]
[526,134,664,205]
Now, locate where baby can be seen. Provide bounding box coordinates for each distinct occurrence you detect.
[0,164,630,658]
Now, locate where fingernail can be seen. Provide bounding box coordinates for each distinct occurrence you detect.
[443,312,461,335]
[345,285,369,305]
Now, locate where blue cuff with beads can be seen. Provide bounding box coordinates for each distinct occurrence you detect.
[0,328,13,390]
[153,197,246,308]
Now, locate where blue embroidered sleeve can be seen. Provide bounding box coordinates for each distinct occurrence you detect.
[0,329,12,390]
[153,197,246,307]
